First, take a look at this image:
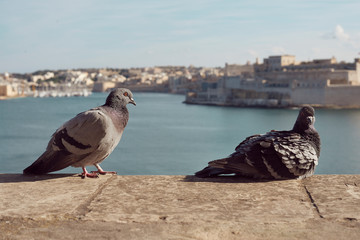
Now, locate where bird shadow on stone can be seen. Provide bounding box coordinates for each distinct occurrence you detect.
[0,173,78,183]
[182,175,284,183]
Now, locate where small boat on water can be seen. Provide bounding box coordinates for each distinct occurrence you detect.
[34,88,92,98]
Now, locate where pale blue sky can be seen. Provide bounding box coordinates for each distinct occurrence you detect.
[0,0,359,73]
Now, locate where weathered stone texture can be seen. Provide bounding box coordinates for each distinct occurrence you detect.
[0,174,359,239]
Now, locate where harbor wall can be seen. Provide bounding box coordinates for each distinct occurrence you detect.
[325,85,360,107]
[186,76,360,108]
[0,174,359,239]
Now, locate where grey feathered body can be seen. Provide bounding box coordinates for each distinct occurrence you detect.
[195,106,321,180]
[23,106,129,174]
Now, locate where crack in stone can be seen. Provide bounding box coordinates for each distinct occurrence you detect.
[74,175,116,218]
[304,185,324,219]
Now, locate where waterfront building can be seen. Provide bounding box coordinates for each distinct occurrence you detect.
[0,84,18,98]
[93,81,117,92]
[225,62,254,77]
[186,55,360,108]
[168,75,192,94]
[0,74,32,99]
[262,55,297,71]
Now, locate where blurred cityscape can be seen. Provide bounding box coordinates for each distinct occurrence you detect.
[1,54,360,108]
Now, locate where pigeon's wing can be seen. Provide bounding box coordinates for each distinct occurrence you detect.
[207,133,274,178]
[234,134,262,152]
[196,133,271,178]
[208,131,318,179]
[272,133,319,178]
[50,108,109,155]
[23,148,92,174]
[24,108,112,174]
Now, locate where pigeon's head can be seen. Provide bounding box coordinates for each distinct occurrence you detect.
[105,88,136,108]
[293,105,316,134]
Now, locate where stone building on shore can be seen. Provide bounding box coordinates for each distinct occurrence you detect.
[185,55,360,108]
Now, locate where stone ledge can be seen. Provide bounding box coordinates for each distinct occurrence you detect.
[0,174,359,239]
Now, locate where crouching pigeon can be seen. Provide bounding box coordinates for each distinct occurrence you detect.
[195,106,320,180]
[23,88,136,178]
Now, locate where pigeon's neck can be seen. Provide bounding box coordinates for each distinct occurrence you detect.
[293,121,321,157]
[292,120,306,134]
[103,102,128,112]
[305,129,321,157]
[101,105,129,130]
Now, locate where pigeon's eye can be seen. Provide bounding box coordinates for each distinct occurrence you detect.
[123,92,128,97]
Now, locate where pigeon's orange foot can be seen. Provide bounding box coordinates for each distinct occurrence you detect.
[91,170,117,175]
[80,167,99,178]
[80,172,99,178]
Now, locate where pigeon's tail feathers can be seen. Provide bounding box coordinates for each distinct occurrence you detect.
[23,150,76,175]
[195,157,239,178]
[208,156,269,178]
[194,166,233,178]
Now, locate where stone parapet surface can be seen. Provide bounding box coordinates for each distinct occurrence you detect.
[0,174,359,239]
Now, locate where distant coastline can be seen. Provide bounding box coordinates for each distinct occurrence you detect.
[0,95,26,100]
[183,99,360,109]
[2,54,360,108]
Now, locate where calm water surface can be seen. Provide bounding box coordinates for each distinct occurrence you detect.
[1,92,359,175]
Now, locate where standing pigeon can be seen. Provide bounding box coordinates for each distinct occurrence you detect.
[195,106,320,179]
[23,88,136,178]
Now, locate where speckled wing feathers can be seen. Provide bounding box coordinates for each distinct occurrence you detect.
[272,133,318,178]
[207,131,318,179]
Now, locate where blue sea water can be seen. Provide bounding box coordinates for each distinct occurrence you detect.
[0,92,359,175]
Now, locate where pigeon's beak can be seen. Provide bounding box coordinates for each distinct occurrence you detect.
[307,116,315,125]
[129,98,136,106]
